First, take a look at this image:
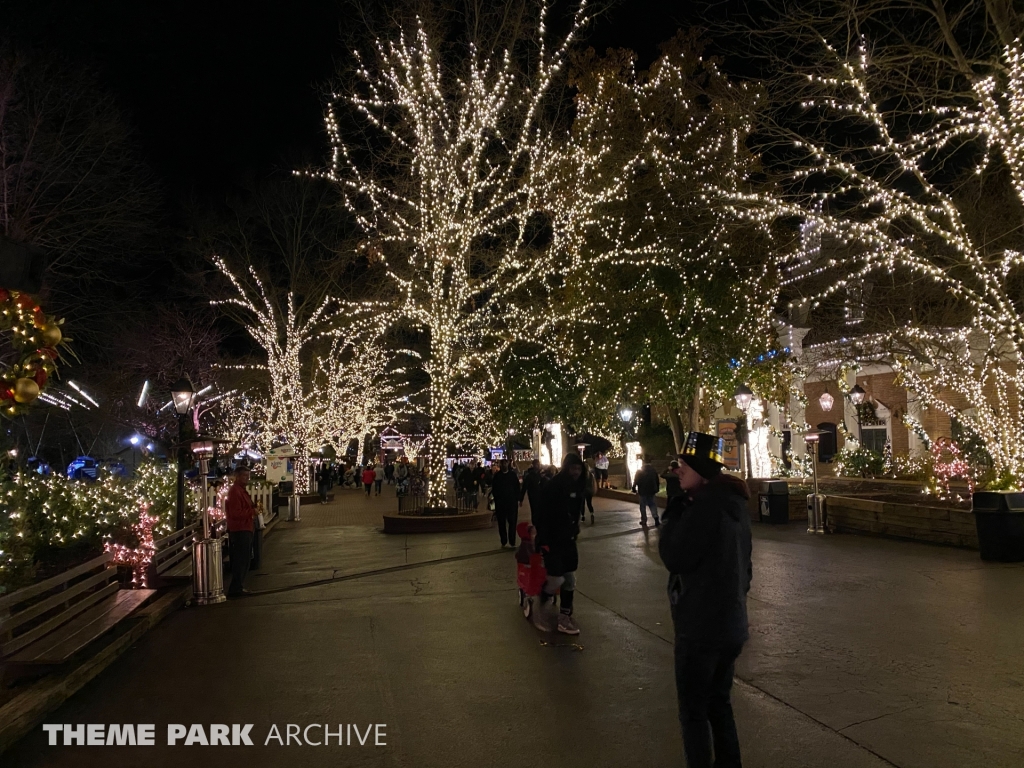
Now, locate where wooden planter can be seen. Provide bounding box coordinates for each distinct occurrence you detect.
[825,495,978,549]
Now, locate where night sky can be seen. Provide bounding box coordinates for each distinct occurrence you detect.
[2,0,717,197]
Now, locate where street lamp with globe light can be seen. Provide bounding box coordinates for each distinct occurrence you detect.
[170,377,195,529]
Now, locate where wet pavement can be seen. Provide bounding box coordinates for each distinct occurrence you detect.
[6,493,1023,768]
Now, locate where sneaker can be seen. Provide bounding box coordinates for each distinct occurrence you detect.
[557,613,580,635]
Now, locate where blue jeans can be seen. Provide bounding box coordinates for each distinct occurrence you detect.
[639,496,660,523]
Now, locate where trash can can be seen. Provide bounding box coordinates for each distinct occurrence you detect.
[288,494,302,522]
[192,537,226,605]
[972,491,1024,562]
[759,481,790,524]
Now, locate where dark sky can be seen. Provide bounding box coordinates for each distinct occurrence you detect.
[2,0,718,196]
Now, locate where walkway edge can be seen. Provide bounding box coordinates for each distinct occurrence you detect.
[0,584,191,755]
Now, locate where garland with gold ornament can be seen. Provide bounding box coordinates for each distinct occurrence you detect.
[0,287,66,417]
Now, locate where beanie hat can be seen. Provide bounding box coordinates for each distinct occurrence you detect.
[516,521,532,541]
[678,431,725,479]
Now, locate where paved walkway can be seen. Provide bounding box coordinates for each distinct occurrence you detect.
[7,492,1023,768]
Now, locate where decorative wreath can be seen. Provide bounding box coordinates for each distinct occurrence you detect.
[0,287,65,418]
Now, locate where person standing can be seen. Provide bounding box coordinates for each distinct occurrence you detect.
[632,460,662,526]
[317,463,331,505]
[583,460,597,524]
[519,458,546,515]
[491,459,521,547]
[385,461,395,485]
[225,466,258,597]
[594,451,610,488]
[374,463,385,495]
[534,453,585,635]
[659,432,752,768]
[460,461,480,508]
[361,465,376,496]
[662,460,683,501]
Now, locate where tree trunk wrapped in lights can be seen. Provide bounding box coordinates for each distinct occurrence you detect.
[724,3,1024,487]
[312,2,659,506]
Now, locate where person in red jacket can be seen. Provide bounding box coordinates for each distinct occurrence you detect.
[361,465,376,496]
[225,466,258,597]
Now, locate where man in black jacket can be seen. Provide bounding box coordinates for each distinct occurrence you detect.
[490,459,521,547]
[519,459,546,514]
[534,453,585,635]
[632,460,662,526]
[658,431,752,768]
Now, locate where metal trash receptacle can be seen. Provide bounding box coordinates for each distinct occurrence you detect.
[288,494,302,522]
[192,537,226,605]
[973,491,1024,562]
[759,481,790,524]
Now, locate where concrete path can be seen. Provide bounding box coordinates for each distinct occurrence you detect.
[7,492,1023,768]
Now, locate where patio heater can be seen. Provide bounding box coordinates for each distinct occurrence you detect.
[804,429,825,535]
[191,438,226,605]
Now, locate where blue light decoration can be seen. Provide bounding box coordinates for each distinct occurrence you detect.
[67,456,98,481]
[729,347,788,370]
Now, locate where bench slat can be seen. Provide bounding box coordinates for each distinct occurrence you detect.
[155,543,192,575]
[152,521,200,551]
[10,588,155,664]
[1,581,120,657]
[0,567,115,635]
[0,553,112,613]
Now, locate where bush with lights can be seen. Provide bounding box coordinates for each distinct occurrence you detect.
[0,460,200,592]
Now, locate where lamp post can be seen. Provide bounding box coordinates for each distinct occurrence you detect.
[733,385,753,479]
[804,429,825,534]
[849,384,866,443]
[190,437,225,605]
[170,377,195,530]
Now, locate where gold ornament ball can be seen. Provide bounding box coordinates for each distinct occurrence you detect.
[39,325,62,347]
[14,378,40,404]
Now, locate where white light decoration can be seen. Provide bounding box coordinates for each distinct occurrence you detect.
[747,397,772,479]
[625,440,643,489]
[722,35,1024,488]
[818,391,835,413]
[544,423,564,468]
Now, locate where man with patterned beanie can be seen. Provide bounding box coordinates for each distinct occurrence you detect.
[658,431,752,768]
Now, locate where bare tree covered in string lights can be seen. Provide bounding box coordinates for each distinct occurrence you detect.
[722,0,1024,487]
[312,1,660,505]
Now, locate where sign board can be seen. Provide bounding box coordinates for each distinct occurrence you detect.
[266,457,293,484]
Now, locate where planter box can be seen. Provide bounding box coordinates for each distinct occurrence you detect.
[972,491,1024,562]
[826,495,978,549]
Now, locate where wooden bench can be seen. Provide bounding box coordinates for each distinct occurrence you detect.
[148,520,201,584]
[0,553,154,676]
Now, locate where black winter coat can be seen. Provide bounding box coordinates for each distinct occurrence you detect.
[491,469,521,507]
[632,466,660,496]
[534,470,584,576]
[534,470,584,547]
[520,468,546,506]
[658,474,752,648]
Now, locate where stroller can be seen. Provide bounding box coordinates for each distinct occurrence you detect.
[515,522,548,619]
